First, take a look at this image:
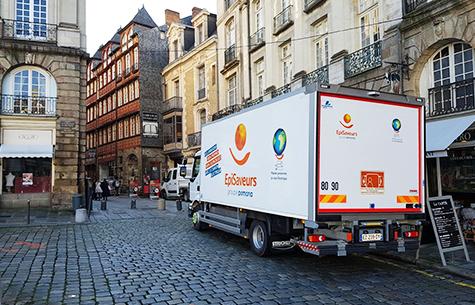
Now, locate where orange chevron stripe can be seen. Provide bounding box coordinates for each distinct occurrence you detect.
[397,196,419,204]
[320,195,347,203]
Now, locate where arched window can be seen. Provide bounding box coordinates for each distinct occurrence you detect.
[197,109,207,130]
[225,18,235,48]
[425,42,474,115]
[1,66,57,115]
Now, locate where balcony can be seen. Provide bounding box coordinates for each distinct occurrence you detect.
[304,0,326,13]
[303,65,329,86]
[404,0,430,14]
[224,44,238,67]
[162,97,183,115]
[271,84,291,98]
[197,88,206,100]
[187,132,201,148]
[225,0,236,11]
[344,41,382,78]
[212,104,243,121]
[274,6,293,35]
[427,78,475,118]
[1,95,56,116]
[250,28,265,52]
[1,19,57,43]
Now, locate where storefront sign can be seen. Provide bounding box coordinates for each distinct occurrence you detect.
[448,149,475,161]
[427,196,470,266]
[454,129,474,143]
[3,130,53,145]
[143,113,158,121]
[22,173,33,186]
[60,121,76,129]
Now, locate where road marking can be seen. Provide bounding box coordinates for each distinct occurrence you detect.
[363,255,475,290]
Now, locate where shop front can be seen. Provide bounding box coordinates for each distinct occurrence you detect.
[0,129,54,208]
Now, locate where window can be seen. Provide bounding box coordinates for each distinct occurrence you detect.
[198,109,207,130]
[211,65,216,85]
[133,48,139,70]
[112,93,117,109]
[282,0,290,9]
[227,74,237,106]
[125,54,131,75]
[129,83,135,101]
[123,86,129,104]
[360,6,380,48]
[111,65,115,80]
[122,34,127,51]
[173,40,179,60]
[431,43,474,112]
[118,121,124,139]
[281,43,292,84]
[118,90,123,106]
[15,0,47,39]
[124,119,129,138]
[107,97,112,113]
[198,66,206,99]
[134,80,140,99]
[225,19,235,48]
[197,24,204,45]
[112,124,116,141]
[136,115,141,134]
[255,0,263,32]
[315,19,329,68]
[255,59,265,97]
[117,60,122,78]
[130,116,136,135]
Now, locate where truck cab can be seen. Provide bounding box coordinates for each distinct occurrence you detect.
[160,165,191,201]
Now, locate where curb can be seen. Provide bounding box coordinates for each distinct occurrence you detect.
[372,252,475,281]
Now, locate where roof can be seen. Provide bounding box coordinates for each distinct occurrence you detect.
[110,31,121,44]
[180,15,193,27]
[131,7,158,28]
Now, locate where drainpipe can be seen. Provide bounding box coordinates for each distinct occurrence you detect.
[216,37,221,111]
[247,1,252,101]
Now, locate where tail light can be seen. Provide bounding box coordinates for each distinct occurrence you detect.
[404,231,419,238]
[308,234,326,243]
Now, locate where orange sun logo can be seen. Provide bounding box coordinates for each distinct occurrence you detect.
[340,114,354,129]
[230,124,251,166]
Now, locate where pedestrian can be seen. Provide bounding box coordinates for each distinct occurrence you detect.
[114,177,121,196]
[100,178,110,201]
[95,181,103,200]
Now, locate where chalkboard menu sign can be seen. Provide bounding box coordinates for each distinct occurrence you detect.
[427,196,470,266]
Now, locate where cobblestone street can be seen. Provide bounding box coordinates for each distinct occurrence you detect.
[0,200,474,305]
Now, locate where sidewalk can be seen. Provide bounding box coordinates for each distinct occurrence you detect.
[379,241,475,280]
[0,196,184,227]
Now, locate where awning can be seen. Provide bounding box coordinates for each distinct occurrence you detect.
[426,114,475,154]
[0,145,53,158]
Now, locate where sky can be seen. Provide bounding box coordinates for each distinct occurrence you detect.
[86,0,217,55]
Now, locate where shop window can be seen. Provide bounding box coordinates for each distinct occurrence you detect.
[3,158,52,194]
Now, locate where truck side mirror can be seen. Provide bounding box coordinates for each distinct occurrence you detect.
[179,166,187,178]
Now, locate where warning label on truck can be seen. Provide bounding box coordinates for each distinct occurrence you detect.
[360,171,384,194]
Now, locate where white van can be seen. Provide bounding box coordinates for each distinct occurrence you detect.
[160,165,192,201]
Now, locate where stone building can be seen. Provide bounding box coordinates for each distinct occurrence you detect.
[400,0,475,203]
[0,0,87,208]
[162,8,218,167]
[85,7,172,195]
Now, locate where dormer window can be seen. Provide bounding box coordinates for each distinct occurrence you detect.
[196,23,205,45]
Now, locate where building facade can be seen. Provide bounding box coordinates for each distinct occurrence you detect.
[0,0,87,208]
[85,8,168,194]
[162,8,218,167]
[400,0,475,204]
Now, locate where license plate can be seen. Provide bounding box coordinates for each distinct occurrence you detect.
[360,233,383,242]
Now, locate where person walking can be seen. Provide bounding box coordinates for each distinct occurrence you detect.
[95,181,103,200]
[100,178,111,201]
[114,177,121,196]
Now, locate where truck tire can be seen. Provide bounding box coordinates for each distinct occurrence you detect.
[250,220,271,257]
[192,209,208,231]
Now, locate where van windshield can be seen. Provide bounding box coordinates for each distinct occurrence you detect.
[192,156,201,178]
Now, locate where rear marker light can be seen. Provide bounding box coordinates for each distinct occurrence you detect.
[404,231,419,238]
[308,234,326,243]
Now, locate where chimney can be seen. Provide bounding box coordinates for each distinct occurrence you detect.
[192,7,202,19]
[165,9,180,26]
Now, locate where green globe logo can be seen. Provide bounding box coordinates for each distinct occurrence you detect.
[273,129,287,158]
[392,118,401,132]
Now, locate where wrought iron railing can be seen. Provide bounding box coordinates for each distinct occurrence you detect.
[225,0,236,11]
[224,44,237,66]
[1,19,57,43]
[212,104,243,121]
[303,65,329,86]
[344,41,382,78]
[245,97,264,108]
[250,28,265,50]
[198,88,206,100]
[274,6,293,34]
[404,0,429,14]
[427,78,475,118]
[161,97,183,114]
[188,131,202,148]
[304,0,326,13]
[271,84,291,98]
[1,95,56,116]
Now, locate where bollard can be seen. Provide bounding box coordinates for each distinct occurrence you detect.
[130,197,137,209]
[75,208,87,223]
[176,199,182,211]
[101,199,107,210]
[27,200,31,224]
[157,198,165,210]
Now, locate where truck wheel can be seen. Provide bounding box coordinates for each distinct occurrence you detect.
[250,220,271,257]
[192,210,208,231]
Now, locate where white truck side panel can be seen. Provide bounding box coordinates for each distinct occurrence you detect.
[201,92,312,219]
[318,93,425,213]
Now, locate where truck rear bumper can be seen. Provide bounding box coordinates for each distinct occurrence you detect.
[294,239,419,257]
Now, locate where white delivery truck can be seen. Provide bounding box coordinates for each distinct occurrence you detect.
[187,85,425,257]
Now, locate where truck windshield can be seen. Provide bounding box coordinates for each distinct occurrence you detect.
[192,156,201,178]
